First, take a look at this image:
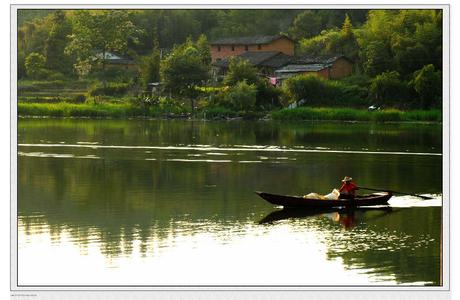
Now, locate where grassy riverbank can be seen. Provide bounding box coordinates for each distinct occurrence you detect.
[271,107,442,122]
[18,102,442,122]
[18,102,188,118]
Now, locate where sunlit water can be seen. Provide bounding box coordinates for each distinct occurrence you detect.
[17,119,443,286]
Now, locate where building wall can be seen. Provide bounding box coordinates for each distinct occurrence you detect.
[329,58,353,79]
[210,37,294,62]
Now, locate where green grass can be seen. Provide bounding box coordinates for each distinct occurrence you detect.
[18,103,442,122]
[19,103,144,118]
[18,102,191,118]
[271,107,442,122]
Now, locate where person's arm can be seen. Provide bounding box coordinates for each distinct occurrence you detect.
[339,183,346,193]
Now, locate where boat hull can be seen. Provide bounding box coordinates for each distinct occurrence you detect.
[255,191,392,208]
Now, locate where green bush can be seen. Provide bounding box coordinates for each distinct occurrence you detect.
[25,52,46,79]
[224,81,257,111]
[411,64,442,109]
[282,74,369,107]
[223,57,260,86]
[369,71,409,107]
[256,81,283,109]
[89,82,131,96]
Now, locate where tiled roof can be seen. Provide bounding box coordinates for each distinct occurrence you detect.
[295,55,352,64]
[213,51,293,69]
[94,51,136,64]
[210,34,292,45]
[275,64,328,73]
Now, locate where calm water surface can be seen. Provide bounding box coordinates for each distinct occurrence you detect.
[17,119,443,286]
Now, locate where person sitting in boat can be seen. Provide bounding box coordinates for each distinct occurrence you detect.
[339,176,359,199]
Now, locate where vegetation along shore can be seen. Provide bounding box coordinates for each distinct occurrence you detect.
[18,10,442,122]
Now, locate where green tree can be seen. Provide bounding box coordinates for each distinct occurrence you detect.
[25,52,46,79]
[288,10,322,40]
[223,57,260,86]
[369,71,409,106]
[341,14,353,38]
[412,64,442,108]
[44,11,73,75]
[362,41,392,77]
[282,74,326,106]
[224,80,257,111]
[65,10,138,79]
[140,49,161,90]
[160,43,209,113]
[195,34,212,66]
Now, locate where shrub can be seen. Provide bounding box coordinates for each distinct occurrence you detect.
[369,71,409,107]
[224,81,257,111]
[256,81,283,110]
[411,64,442,109]
[282,74,368,107]
[283,74,325,105]
[25,52,46,79]
[223,57,260,86]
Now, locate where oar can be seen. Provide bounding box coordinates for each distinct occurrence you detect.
[358,186,433,200]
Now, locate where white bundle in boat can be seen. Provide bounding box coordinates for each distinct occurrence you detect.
[303,189,340,200]
[324,189,340,200]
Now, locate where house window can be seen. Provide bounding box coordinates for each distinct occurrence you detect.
[257,44,262,50]
[231,45,235,51]
[244,45,248,51]
[217,45,221,52]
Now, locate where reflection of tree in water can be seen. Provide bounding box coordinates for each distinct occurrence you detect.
[317,208,441,285]
[18,119,442,275]
[18,155,268,260]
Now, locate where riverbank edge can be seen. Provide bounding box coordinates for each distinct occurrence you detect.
[17,103,442,123]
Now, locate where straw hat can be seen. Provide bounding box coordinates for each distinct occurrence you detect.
[342,176,353,182]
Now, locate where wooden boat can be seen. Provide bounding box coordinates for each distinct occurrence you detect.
[255,191,392,208]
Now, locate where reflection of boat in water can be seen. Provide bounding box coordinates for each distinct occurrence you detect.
[258,206,393,226]
[255,191,392,208]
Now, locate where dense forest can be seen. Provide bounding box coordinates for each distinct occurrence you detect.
[17,9,443,116]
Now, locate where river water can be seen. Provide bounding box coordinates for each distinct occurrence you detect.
[17,118,443,286]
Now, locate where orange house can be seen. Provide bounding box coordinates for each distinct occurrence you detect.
[210,35,295,62]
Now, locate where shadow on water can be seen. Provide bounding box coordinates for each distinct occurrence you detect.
[258,206,395,229]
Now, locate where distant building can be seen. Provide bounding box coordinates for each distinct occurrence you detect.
[275,56,353,84]
[95,51,138,71]
[209,34,295,62]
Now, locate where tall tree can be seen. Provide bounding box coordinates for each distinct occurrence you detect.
[65,10,138,79]
[44,11,73,75]
[288,10,322,40]
[160,43,209,113]
[195,34,212,66]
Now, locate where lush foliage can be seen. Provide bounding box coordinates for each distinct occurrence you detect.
[223,57,260,86]
[65,10,138,78]
[24,52,46,79]
[411,64,442,108]
[223,81,257,111]
[369,71,409,107]
[160,37,211,112]
[17,9,443,113]
[282,74,368,107]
